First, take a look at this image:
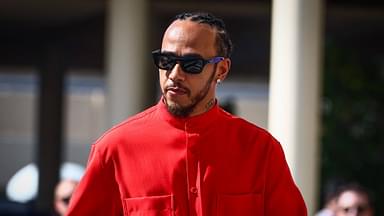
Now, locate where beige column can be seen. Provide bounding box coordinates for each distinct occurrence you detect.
[105,0,150,126]
[268,0,323,214]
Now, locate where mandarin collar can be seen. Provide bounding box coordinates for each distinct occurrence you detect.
[157,98,219,132]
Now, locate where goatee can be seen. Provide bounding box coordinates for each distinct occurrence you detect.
[164,66,216,117]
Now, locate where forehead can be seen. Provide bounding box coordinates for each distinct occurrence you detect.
[56,181,77,196]
[161,20,217,56]
[338,191,368,206]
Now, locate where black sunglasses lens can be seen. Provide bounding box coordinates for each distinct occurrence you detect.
[181,59,204,74]
[152,51,206,74]
[153,54,175,70]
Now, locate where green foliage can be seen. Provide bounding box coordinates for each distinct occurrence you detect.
[321,42,384,214]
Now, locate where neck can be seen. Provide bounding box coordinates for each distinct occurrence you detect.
[205,98,215,112]
[185,98,216,117]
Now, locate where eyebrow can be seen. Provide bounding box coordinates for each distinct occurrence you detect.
[160,50,204,59]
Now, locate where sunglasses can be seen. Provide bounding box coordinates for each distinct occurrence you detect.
[152,49,224,74]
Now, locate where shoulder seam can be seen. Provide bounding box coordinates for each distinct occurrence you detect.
[94,106,158,145]
[218,107,269,133]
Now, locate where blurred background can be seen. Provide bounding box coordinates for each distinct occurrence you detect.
[0,0,383,215]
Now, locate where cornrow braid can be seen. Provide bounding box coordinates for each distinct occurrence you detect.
[173,12,233,58]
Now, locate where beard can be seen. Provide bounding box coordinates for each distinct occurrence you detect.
[164,66,216,117]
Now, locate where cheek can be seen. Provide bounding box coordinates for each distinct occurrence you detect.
[159,72,167,88]
[191,77,211,93]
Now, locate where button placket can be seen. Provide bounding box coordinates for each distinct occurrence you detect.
[185,123,201,215]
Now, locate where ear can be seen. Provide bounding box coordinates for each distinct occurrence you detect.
[216,58,231,82]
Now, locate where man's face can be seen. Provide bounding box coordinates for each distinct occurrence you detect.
[336,191,373,216]
[159,20,226,117]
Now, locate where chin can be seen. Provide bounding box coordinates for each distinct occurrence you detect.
[165,94,187,106]
[165,98,185,109]
[164,97,195,117]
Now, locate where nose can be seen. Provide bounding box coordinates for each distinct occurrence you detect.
[167,63,186,82]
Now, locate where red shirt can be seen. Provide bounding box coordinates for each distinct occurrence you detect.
[67,100,307,216]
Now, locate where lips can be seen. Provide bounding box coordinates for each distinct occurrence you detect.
[166,85,189,95]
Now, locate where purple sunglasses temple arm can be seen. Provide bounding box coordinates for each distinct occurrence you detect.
[208,57,225,64]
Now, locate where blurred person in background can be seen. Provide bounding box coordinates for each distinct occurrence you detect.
[315,179,346,216]
[335,183,374,216]
[53,179,78,216]
[316,194,338,216]
[3,162,83,215]
[6,162,84,204]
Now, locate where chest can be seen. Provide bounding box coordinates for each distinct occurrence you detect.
[113,127,268,216]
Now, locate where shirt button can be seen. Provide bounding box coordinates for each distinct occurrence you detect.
[190,187,198,195]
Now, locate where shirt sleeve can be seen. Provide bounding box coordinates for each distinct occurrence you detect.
[264,139,308,216]
[66,144,123,216]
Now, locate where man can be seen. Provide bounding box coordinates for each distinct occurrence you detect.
[54,179,78,216]
[67,12,307,215]
[335,184,374,216]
